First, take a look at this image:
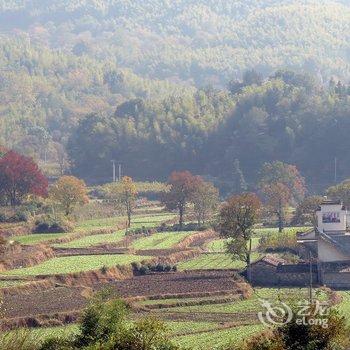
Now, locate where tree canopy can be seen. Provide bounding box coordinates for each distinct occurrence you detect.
[0,2,349,193]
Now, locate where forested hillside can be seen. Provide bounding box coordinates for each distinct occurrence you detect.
[0,0,350,190]
[68,72,350,191]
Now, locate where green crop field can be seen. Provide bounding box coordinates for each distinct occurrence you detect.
[131,213,175,226]
[205,227,308,253]
[16,321,264,350]
[254,226,310,237]
[132,231,194,250]
[166,321,218,335]
[0,280,27,288]
[54,230,126,248]
[177,252,261,270]
[160,288,325,314]
[139,295,227,306]
[1,325,80,348]
[75,213,174,231]
[174,324,264,350]
[76,216,123,231]
[76,213,175,231]
[3,254,150,276]
[207,237,260,253]
[337,292,350,324]
[13,233,65,245]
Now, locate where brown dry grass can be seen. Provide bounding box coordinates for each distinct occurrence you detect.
[0,223,33,238]
[175,230,217,249]
[0,243,55,272]
[0,279,53,296]
[320,286,342,306]
[49,264,133,287]
[157,248,202,265]
[44,225,125,245]
[1,310,81,331]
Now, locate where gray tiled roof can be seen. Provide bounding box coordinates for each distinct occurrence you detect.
[319,231,350,256]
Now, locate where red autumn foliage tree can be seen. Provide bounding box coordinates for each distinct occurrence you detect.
[0,150,48,206]
[162,171,202,227]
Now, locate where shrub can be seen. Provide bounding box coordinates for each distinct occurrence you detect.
[100,265,108,274]
[226,307,350,350]
[134,262,176,275]
[42,293,178,350]
[155,263,165,272]
[139,265,150,275]
[39,337,74,350]
[7,211,30,223]
[109,317,179,350]
[259,230,298,252]
[158,222,210,232]
[75,295,128,347]
[33,215,74,233]
[131,261,141,271]
[126,226,155,236]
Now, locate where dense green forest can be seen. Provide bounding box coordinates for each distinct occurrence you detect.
[68,72,350,191]
[0,1,349,190]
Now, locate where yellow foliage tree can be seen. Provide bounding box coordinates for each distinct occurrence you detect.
[49,176,89,216]
[107,176,137,227]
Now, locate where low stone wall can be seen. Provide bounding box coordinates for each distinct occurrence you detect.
[250,260,350,289]
[323,272,350,289]
[250,261,319,287]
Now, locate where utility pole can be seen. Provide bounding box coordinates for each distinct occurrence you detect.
[247,237,252,283]
[309,251,313,304]
[334,157,337,183]
[111,160,116,182]
[118,163,122,181]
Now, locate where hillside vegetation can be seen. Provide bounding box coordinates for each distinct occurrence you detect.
[0,0,350,189]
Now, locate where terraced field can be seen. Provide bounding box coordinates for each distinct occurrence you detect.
[54,230,126,248]
[207,238,260,253]
[13,213,176,248]
[130,213,176,227]
[0,280,27,288]
[157,288,315,314]
[178,252,261,270]
[0,206,318,350]
[254,226,310,237]
[13,233,65,245]
[3,254,150,276]
[132,231,195,250]
[4,322,262,350]
[3,285,330,350]
[174,324,264,349]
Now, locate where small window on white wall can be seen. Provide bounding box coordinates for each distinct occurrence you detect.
[322,212,340,223]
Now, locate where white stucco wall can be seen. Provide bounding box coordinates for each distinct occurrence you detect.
[316,204,347,232]
[318,239,349,262]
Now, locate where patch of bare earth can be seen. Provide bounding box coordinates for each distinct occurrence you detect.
[100,270,245,298]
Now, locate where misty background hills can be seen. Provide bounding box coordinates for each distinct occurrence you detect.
[0,0,349,191]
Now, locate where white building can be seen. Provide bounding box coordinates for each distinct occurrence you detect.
[298,200,350,263]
